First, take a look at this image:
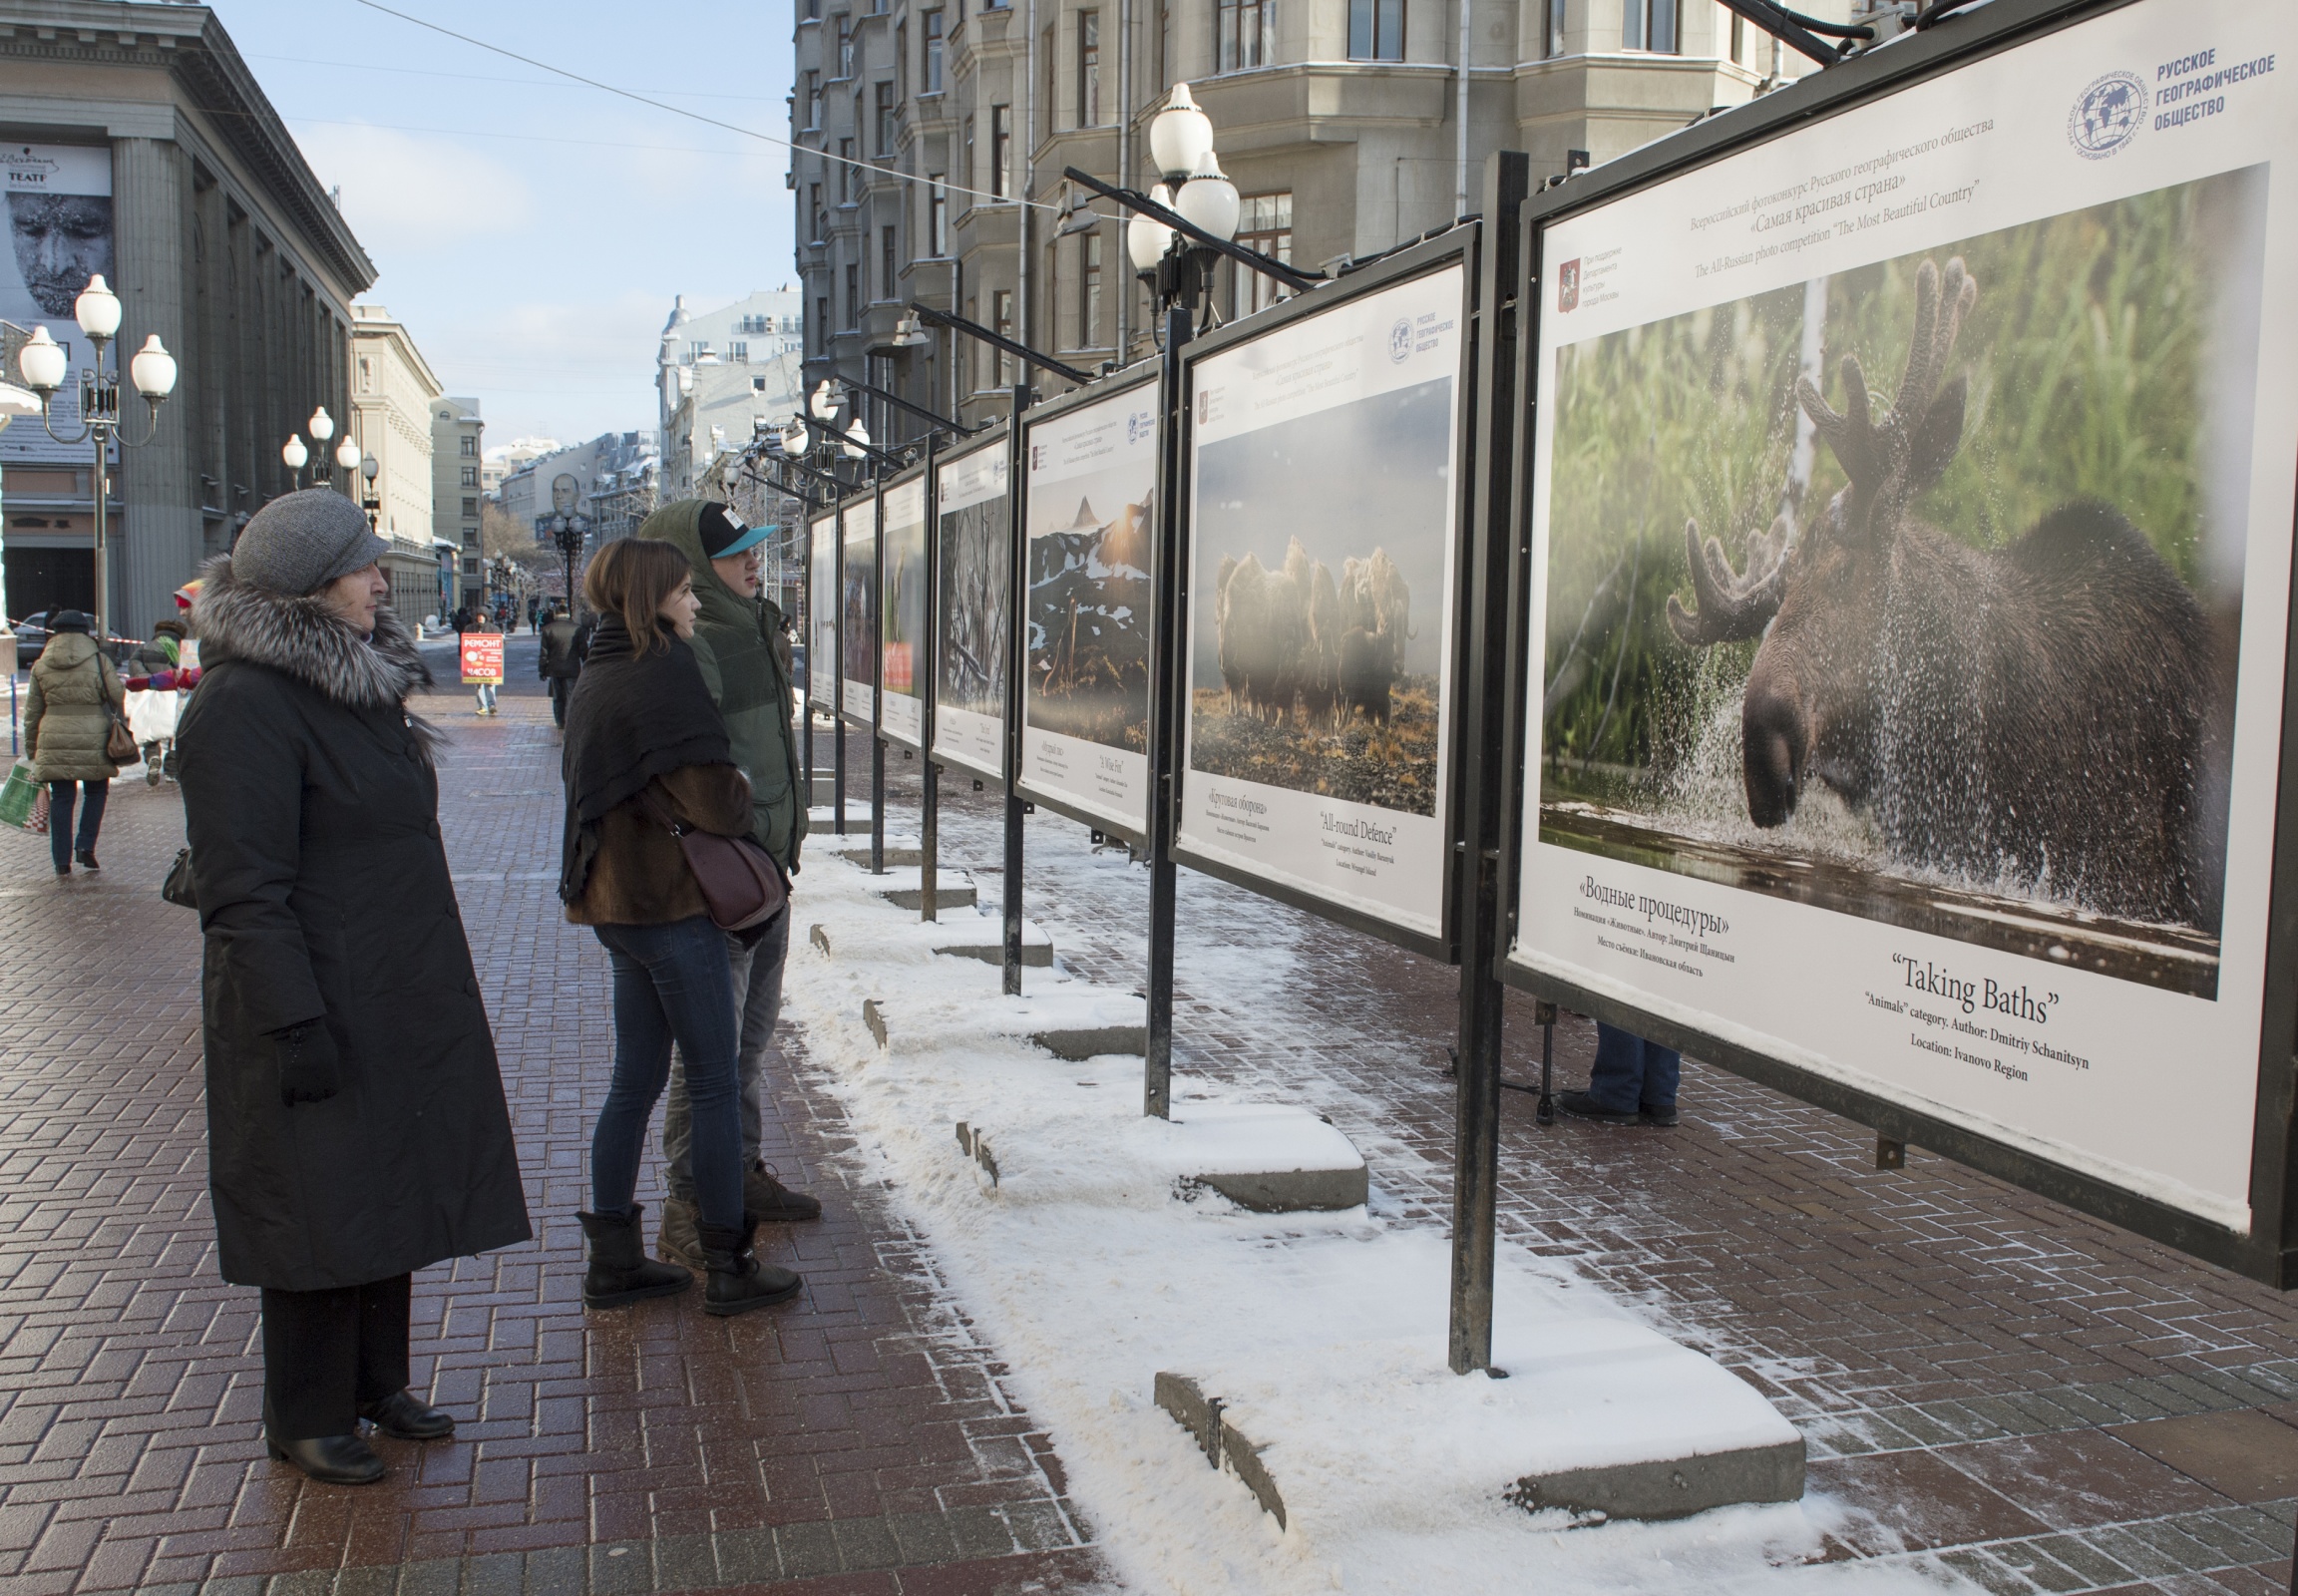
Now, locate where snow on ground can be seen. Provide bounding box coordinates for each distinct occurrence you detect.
[780,845,1972,1595]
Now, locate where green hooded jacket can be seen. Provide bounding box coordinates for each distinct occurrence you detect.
[646,500,809,872]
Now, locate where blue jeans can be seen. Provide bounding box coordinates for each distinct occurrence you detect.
[48,780,107,871]
[589,916,745,1230]
[663,910,791,1201]
[1587,1022,1681,1113]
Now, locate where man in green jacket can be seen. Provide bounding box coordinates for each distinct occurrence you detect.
[647,499,820,1267]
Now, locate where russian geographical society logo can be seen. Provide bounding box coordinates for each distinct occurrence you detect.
[1197,389,1210,425]
[1557,258,1581,312]
[1030,444,1045,470]
[1126,409,1153,444]
[2069,70,2146,159]
[1388,317,1413,362]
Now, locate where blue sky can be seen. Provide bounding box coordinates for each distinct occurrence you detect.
[213,0,797,447]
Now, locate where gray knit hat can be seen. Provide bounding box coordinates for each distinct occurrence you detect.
[232,489,391,596]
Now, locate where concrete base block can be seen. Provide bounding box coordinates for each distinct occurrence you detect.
[1029,1025,1146,1060]
[1505,1441,1806,1521]
[880,879,977,911]
[808,924,831,955]
[1153,1373,1287,1529]
[838,847,924,868]
[936,940,1054,968]
[862,998,888,1049]
[1192,1166,1368,1213]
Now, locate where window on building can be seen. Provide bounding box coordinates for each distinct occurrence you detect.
[809,183,825,239]
[1217,0,1274,71]
[1077,230,1103,349]
[924,11,945,92]
[881,225,898,300]
[1622,0,1677,52]
[991,104,1012,198]
[730,340,749,361]
[464,557,480,576]
[1544,0,1565,56]
[753,376,769,392]
[356,355,373,393]
[804,70,821,128]
[836,14,855,74]
[1348,0,1401,60]
[876,81,897,156]
[816,295,831,351]
[898,22,909,95]
[838,138,857,201]
[460,436,477,457]
[1076,10,1102,124]
[464,527,478,548]
[1233,192,1294,316]
[462,496,479,517]
[460,465,479,487]
[804,0,821,19]
[992,289,1015,385]
[929,175,949,254]
[845,263,860,326]
[1042,24,1056,138]
[963,116,976,193]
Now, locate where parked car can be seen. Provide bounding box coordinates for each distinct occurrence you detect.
[8,610,56,667]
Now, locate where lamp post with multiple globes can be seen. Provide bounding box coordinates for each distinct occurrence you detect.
[15,273,179,651]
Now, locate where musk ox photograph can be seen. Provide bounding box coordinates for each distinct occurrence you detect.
[936,489,1010,723]
[841,519,877,699]
[1189,376,1455,816]
[808,517,838,705]
[1025,467,1154,752]
[1538,171,2262,998]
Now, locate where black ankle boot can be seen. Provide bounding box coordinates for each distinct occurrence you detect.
[263,1412,386,1484]
[73,849,99,872]
[578,1205,692,1308]
[697,1219,803,1317]
[358,1389,456,1440]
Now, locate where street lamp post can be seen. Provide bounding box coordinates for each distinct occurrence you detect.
[359,453,381,530]
[16,275,180,650]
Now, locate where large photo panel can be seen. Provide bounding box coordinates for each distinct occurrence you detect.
[1179,262,1468,941]
[0,144,109,466]
[1019,382,1158,836]
[933,437,1011,783]
[880,476,929,750]
[1510,0,2298,1236]
[807,509,838,710]
[841,499,878,727]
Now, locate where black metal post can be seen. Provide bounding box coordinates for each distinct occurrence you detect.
[1002,382,1031,997]
[922,437,942,921]
[1535,999,1556,1127]
[1144,298,1192,1120]
[833,516,848,836]
[922,758,940,921]
[871,734,887,873]
[1448,152,1531,1378]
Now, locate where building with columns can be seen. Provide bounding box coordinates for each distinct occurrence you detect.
[431,395,482,613]
[792,0,1843,435]
[347,303,443,622]
[0,0,373,636]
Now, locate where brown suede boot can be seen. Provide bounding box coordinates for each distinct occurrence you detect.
[743,1161,823,1222]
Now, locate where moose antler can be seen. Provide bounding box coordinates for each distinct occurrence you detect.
[1796,256,1977,503]
[1667,511,1793,646]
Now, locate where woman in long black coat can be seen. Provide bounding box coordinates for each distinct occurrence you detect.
[177,489,531,1486]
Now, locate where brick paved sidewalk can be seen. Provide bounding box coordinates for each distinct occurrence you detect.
[0,658,1111,1596]
[846,724,2298,1596]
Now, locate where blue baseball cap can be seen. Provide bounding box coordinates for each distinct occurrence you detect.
[699,502,772,559]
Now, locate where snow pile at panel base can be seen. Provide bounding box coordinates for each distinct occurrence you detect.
[779,848,1967,1594]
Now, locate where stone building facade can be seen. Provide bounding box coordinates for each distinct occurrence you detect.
[791,0,1840,435]
[0,0,373,635]
[347,303,445,622]
[431,394,483,611]
[655,288,807,500]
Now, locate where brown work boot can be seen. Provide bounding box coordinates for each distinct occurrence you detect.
[744,1161,823,1223]
[656,1195,706,1271]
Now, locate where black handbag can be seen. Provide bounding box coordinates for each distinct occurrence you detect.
[162,847,197,910]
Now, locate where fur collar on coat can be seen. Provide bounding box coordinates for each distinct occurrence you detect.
[192,554,441,754]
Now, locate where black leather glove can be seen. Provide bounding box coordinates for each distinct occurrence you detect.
[271,1022,343,1107]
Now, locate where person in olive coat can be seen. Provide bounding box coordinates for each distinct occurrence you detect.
[176,490,532,1487]
[22,608,124,874]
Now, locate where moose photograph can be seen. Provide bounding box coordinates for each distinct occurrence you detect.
[1189,375,1453,817]
[808,516,838,706]
[936,488,1010,726]
[841,517,877,706]
[881,493,927,715]
[1024,463,1153,753]
[1537,171,2262,998]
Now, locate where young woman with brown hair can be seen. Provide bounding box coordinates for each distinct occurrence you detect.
[558,538,801,1316]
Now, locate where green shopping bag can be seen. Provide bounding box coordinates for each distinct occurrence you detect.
[0,760,37,830]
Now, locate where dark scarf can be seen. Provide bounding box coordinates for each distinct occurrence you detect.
[559,615,731,903]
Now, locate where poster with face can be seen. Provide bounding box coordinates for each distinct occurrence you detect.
[1510,0,2297,1233]
[0,144,111,466]
[841,499,878,726]
[807,510,838,709]
[879,476,929,750]
[1019,384,1158,837]
[1177,264,1467,939]
[933,437,1011,783]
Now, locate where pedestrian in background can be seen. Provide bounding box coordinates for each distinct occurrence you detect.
[469,610,501,715]
[22,608,124,876]
[1559,1021,1681,1127]
[560,536,801,1317]
[537,602,590,729]
[176,489,531,1486]
[652,500,817,1269]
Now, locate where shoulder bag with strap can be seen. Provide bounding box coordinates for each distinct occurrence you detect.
[637,783,787,932]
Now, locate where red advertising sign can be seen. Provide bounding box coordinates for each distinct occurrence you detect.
[460,633,504,684]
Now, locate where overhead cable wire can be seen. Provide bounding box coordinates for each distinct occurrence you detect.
[348,0,1087,215]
